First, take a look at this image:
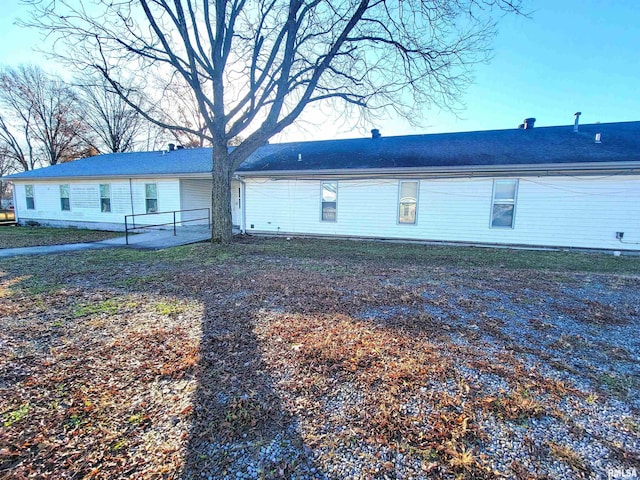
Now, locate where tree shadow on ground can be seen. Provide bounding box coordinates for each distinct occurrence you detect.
[0,250,321,479]
[181,268,321,479]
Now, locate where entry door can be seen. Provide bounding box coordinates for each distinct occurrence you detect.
[231,183,241,227]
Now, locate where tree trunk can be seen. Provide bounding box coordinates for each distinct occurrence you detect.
[210,147,233,243]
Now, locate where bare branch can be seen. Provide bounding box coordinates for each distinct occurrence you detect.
[22,0,526,242]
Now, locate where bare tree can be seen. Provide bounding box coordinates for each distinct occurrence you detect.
[0,65,87,169]
[0,146,14,202]
[0,112,36,171]
[25,0,524,242]
[75,76,146,153]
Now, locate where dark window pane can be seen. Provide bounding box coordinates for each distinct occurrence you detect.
[101,198,111,213]
[146,199,158,213]
[26,197,35,210]
[322,202,336,221]
[61,198,70,211]
[492,204,514,227]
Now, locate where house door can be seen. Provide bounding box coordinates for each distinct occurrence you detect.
[231,182,241,228]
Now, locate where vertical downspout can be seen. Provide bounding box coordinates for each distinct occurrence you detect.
[11,182,18,224]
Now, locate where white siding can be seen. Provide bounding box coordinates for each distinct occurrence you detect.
[179,179,241,227]
[180,179,212,225]
[13,179,181,229]
[244,175,640,251]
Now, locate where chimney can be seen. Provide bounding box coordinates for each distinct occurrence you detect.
[573,112,581,132]
[523,118,536,129]
[168,143,176,151]
[371,128,381,139]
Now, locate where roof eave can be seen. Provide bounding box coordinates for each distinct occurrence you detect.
[4,172,213,182]
[6,161,640,182]
[236,161,640,178]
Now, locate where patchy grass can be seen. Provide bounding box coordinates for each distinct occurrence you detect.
[0,237,638,479]
[0,225,121,248]
[73,299,120,317]
[239,237,640,274]
[3,403,29,427]
[599,372,639,399]
[155,299,186,316]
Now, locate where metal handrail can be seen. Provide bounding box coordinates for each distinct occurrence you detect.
[124,208,210,245]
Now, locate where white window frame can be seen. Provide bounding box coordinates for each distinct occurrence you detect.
[25,184,35,210]
[100,184,111,213]
[145,183,158,213]
[490,179,518,229]
[60,184,71,211]
[320,181,337,222]
[398,180,419,225]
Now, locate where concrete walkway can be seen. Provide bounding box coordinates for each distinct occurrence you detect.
[0,226,212,258]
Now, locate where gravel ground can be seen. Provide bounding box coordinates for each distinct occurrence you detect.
[1,240,639,479]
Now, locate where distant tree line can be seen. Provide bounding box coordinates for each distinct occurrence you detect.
[0,64,212,175]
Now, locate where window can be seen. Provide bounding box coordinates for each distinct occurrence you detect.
[398,181,418,224]
[491,179,518,228]
[25,185,35,210]
[60,184,70,211]
[145,183,158,213]
[321,181,337,222]
[100,184,111,212]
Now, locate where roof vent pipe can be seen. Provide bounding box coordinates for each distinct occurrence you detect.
[595,133,602,143]
[523,118,536,129]
[371,128,381,139]
[168,143,176,151]
[573,112,582,132]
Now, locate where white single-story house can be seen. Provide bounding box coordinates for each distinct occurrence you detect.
[3,119,640,251]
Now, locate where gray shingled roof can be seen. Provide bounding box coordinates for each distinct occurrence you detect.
[237,121,640,173]
[4,147,213,180]
[5,121,639,181]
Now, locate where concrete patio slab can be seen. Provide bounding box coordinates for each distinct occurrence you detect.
[0,226,212,257]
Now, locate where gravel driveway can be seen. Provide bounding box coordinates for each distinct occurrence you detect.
[1,240,638,479]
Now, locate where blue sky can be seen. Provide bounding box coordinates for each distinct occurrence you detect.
[1,0,638,141]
